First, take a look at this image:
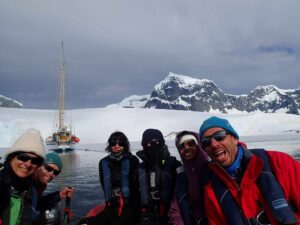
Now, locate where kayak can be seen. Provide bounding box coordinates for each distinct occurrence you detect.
[86,204,106,217]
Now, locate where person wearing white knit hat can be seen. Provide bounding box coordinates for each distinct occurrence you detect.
[168,131,208,225]
[0,128,45,225]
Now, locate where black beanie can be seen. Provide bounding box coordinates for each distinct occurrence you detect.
[141,129,165,147]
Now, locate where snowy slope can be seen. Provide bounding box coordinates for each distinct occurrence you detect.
[1,107,300,148]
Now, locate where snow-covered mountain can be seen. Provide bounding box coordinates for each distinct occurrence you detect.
[106,95,150,108]
[0,95,23,108]
[111,72,300,115]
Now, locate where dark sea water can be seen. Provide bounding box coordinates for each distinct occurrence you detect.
[1,137,300,224]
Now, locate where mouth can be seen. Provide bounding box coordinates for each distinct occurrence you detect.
[214,150,226,161]
[19,166,32,174]
[184,152,192,157]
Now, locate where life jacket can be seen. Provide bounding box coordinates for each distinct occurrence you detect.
[101,157,130,202]
[175,165,194,225]
[211,148,298,225]
[138,156,178,214]
[176,163,210,225]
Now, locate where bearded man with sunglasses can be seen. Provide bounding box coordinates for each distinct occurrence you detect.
[32,152,74,224]
[168,131,209,225]
[0,128,45,225]
[199,116,300,225]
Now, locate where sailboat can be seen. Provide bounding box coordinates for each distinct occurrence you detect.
[46,42,80,151]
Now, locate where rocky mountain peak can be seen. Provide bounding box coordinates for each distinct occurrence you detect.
[109,72,300,115]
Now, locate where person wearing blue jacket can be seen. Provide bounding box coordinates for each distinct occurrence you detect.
[78,131,140,225]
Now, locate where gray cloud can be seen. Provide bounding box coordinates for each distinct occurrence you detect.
[1,0,300,109]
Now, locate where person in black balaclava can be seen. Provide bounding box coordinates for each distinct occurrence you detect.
[136,129,182,225]
[78,131,140,225]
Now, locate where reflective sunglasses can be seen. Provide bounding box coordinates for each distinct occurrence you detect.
[201,130,228,148]
[16,153,44,166]
[43,164,60,176]
[178,140,196,151]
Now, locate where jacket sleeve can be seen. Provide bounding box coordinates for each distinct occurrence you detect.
[267,151,300,219]
[168,197,184,225]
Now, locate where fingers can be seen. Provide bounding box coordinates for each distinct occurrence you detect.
[66,187,75,198]
[60,187,75,199]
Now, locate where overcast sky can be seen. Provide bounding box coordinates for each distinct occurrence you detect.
[1,0,300,109]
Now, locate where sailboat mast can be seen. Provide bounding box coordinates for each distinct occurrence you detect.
[58,42,65,131]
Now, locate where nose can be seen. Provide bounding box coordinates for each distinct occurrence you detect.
[49,171,56,177]
[23,159,34,168]
[210,138,221,148]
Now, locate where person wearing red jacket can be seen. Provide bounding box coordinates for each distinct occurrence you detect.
[199,116,300,225]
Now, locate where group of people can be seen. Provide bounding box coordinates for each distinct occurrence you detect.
[1,116,300,225]
[0,128,74,225]
[78,116,300,225]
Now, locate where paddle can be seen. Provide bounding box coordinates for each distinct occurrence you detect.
[63,188,73,225]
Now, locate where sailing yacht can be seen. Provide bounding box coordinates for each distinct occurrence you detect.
[46,42,80,151]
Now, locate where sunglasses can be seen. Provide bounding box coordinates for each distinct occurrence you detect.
[110,141,125,147]
[201,130,228,148]
[178,140,196,151]
[43,164,60,176]
[16,153,44,166]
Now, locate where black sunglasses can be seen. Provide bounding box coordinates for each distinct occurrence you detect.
[16,153,44,166]
[44,164,60,176]
[110,141,125,147]
[178,140,196,151]
[201,130,228,148]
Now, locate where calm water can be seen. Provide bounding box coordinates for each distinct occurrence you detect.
[1,137,300,224]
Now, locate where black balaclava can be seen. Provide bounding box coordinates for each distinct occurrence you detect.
[141,129,166,164]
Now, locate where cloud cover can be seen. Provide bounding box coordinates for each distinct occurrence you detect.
[1,0,300,109]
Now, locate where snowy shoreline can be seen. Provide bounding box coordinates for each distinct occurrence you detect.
[1,107,300,148]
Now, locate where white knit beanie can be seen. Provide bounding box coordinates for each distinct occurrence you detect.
[179,134,198,146]
[6,128,45,158]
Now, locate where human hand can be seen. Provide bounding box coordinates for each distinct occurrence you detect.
[60,187,74,199]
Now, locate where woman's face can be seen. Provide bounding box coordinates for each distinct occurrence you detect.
[10,152,42,178]
[111,142,125,154]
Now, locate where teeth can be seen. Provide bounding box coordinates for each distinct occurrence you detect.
[185,152,191,157]
[215,151,225,157]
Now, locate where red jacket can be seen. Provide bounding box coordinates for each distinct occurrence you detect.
[204,150,300,225]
